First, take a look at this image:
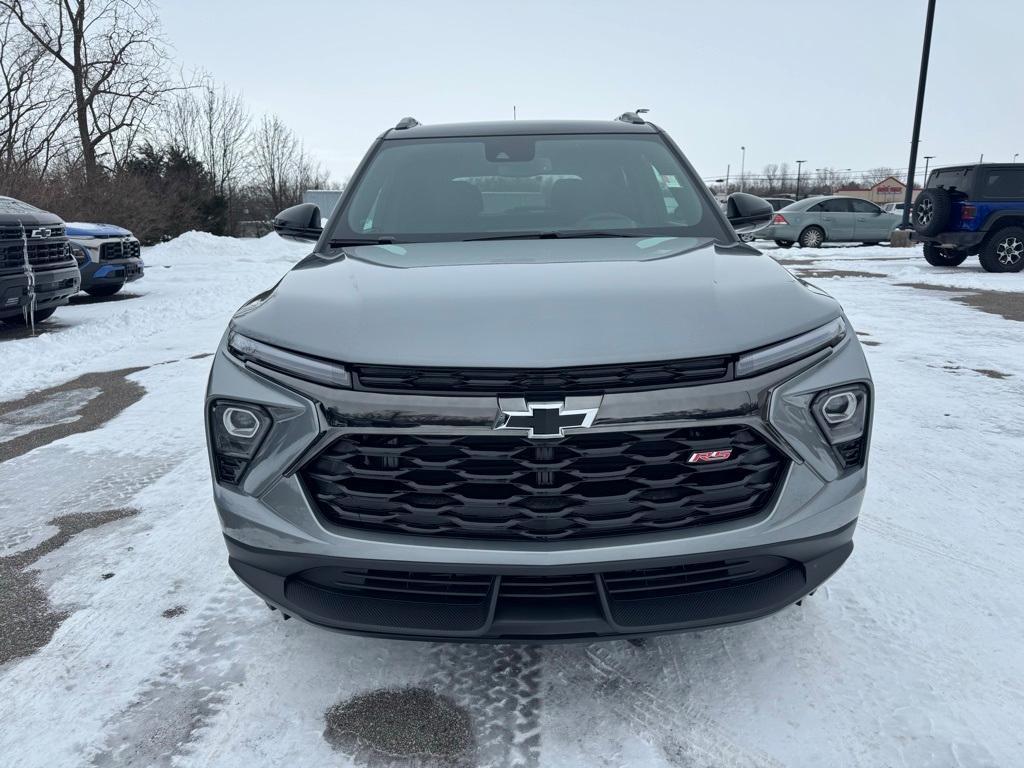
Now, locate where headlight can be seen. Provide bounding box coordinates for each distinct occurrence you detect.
[70,243,91,264]
[228,330,351,388]
[811,383,870,468]
[209,400,272,484]
[735,318,846,378]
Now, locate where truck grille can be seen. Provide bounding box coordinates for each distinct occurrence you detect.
[351,356,732,395]
[0,237,72,270]
[99,239,140,260]
[301,425,786,541]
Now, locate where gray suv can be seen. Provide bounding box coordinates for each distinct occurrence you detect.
[206,115,872,642]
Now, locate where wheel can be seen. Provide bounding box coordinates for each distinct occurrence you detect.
[739,233,755,243]
[774,240,794,248]
[3,307,56,325]
[923,243,968,267]
[979,226,1024,273]
[85,284,123,297]
[912,189,952,236]
[798,226,825,248]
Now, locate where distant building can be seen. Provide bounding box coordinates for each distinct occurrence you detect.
[303,189,344,218]
[835,176,919,205]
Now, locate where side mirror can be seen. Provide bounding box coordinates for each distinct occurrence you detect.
[273,203,322,242]
[726,192,774,234]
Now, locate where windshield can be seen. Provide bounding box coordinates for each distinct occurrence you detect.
[330,133,727,243]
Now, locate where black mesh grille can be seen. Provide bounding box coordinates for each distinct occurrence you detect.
[835,438,865,468]
[0,237,71,270]
[351,356,732,395]
[301,425,787,541]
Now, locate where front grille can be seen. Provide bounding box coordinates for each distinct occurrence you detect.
[351,356,732,395]
[0,237,71,270]
[301,567,492,605]
[301,425,787,541]
[0,225,65,239]
[99,239,140,261]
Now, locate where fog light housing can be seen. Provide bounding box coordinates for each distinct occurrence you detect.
[209,401,272,484]
[812,384,870,468]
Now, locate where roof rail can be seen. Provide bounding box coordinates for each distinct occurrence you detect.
[615,110,647,125]
[394,116,421,130]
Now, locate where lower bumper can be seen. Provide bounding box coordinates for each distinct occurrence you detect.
[0,266,80,320]
[225,520,855,642]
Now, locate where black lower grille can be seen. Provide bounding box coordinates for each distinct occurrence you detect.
[0,238,72,270]
[602,556,788,600]
[302,425,787,541]
[351,356,732,395]
[283,556,800,635]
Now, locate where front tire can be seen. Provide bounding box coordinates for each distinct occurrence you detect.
[923,243,968,267]
[85,284,123,297]
[774,240,794,248]
[798,226,825,248]
[979,227,1024,273]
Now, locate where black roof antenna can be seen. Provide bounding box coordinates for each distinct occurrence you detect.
[394,117,420,130]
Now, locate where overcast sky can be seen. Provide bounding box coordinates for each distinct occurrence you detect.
[157,0,1022,185]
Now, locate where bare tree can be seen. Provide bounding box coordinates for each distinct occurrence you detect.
[165,79,250,197]
[860,166,897,188]
[761,163,779,194]
[1,0,177,184]
[0,14,70,181]
[250,113,329,215]
[777,162,791,193]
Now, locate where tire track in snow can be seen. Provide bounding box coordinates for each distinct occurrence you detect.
[422,643,543,768]
[858,517,1002,577]
[582,643,785,768]
[89,576,249,768]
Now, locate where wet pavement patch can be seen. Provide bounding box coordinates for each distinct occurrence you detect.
[0,318,74,341]
[0,367,146,464]
[324,687,475,767]
[897,282,1024,323]
[0,508,137,666]
[161,605,186,619]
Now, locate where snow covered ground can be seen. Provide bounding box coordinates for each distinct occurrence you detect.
[1,234,1022,767]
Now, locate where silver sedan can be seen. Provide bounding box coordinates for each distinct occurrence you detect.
[756,196,901,248]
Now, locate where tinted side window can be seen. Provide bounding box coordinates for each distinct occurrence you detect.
[811,199,851,213]
[981,168,1024,199]
[849,199,881,213]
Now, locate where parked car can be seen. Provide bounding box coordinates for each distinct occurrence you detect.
[882,201,907,217]
[757,195,901,248]
[66,222,144,296]
[737,196,791,241]
[764,196,795,211]
[912,163,1024,272]
[0,196,80,325]
[206,115,872,642]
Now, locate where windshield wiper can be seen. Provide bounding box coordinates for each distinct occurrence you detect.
[463,231,645,242]
[328,236,401,247]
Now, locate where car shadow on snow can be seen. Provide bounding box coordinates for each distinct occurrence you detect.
[68,291,143,306]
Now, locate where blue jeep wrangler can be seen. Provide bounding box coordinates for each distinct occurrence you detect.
[912,164,1024,272]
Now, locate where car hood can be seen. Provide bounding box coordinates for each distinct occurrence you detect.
[65,221,133,238]
[0,199,64,229]
[233,237,841,367]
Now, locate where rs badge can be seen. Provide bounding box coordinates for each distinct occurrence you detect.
[687,449,733,464]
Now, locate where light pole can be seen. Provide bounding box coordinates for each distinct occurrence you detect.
[795,160,806,200]
[922,155,934,183]
[898,0,936,229]
[740,146,746,193]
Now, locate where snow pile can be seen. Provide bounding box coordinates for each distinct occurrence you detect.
[0,232,306,401]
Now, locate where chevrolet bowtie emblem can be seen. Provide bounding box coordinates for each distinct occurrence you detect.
[496,401,598,439]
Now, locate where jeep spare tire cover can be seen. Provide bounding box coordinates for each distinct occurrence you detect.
[913,188,952,236]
